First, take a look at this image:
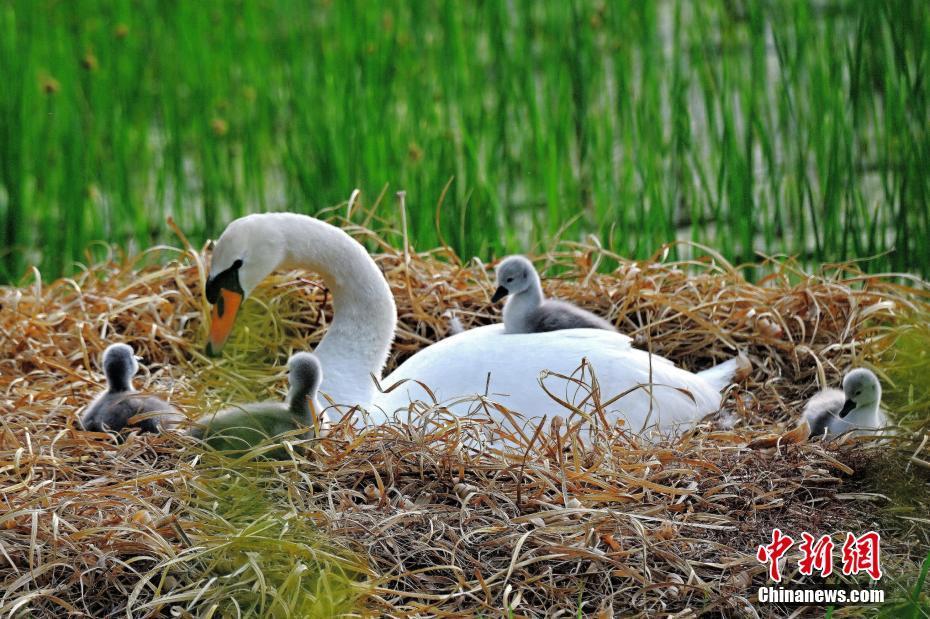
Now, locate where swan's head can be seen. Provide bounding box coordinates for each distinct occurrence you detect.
[839,368,881,417]
[205,215,286,356]
[492,255,539,302]
[102,343,138,392]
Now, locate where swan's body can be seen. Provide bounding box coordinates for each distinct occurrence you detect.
[205,213,745,439]
[493,255,615,334]
[804,368,889,439]
[369,324,741,436]
[190,352,322,452]
[80,344,182,433]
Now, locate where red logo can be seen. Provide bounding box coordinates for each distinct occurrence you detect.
[756,530,882,581]
[798,533,834,577]
[756,528,795,582]
[841,532,882,580]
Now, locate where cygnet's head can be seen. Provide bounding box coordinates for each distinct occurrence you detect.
[287,352,323,397]
[492,255,540,302]
[840,368,881,417]
[205,214,287,356]
[102,343,139,392]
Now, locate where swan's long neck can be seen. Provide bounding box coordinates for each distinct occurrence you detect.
[275,214,396,408]
[503,280,543,333]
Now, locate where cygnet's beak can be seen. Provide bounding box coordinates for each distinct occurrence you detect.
[491,285,509,303]
[838,398,856,418]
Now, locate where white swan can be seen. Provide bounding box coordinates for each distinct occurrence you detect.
[204,213,745,436]
[804,368,889,439]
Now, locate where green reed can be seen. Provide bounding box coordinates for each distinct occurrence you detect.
[1,0,928,282]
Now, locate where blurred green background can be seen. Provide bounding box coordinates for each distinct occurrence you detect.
[1,0,928,282]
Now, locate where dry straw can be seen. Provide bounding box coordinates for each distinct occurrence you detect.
[1,215,929,617]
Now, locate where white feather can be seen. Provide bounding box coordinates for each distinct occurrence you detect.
[371,324,741,438]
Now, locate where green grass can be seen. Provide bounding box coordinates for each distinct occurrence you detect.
[869,314,930,617]
[1,0,928,282]
[131,455,367,617]
[878,551,930,617]
[879,313,930,432]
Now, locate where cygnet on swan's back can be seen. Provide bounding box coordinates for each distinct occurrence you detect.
[80,343,183,433]
[190,352,322,454]
[491,255,616,334]
[804,368,889,439]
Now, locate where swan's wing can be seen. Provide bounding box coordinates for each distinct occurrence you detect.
[695,356,747,392]
[371,326,721,434]
[428,323,631,344]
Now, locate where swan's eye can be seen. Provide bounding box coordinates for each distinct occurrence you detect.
[506,277,514,283]
[232,259,243,269]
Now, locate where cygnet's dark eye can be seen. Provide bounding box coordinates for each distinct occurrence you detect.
[232,259,243,269]
[506,277,514,283]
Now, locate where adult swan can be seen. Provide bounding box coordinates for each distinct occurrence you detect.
[204,213,744,436]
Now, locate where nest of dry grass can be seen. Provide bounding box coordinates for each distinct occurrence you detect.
[2,217,929,617]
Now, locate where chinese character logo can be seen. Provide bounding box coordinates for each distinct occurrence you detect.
[798,533,834,577]
[756,530,882,581]
[756,528,795,582]
[841,532,882,580]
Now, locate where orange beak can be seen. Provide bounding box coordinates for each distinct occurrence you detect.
[206,288,243,356]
